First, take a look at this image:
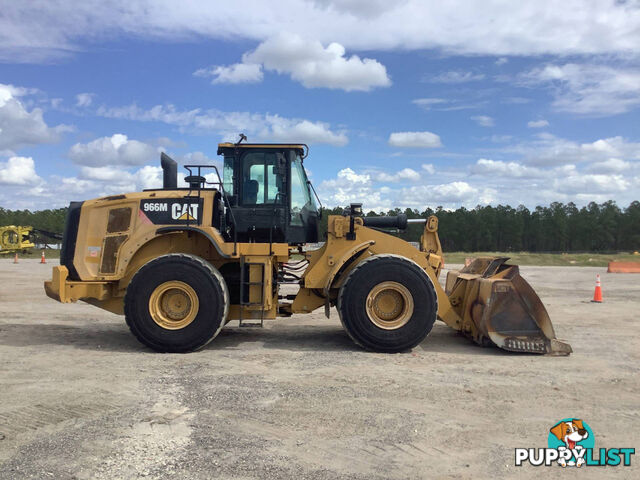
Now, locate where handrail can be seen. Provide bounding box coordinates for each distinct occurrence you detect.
[183,164,238,256]
[268,192,286,255]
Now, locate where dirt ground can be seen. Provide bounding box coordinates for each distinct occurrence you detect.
[0,259,638,479]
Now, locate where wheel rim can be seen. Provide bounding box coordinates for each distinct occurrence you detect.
[365,281,414,330]
[149,281,199,330]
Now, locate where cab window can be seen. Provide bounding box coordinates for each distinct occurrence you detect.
[290,154,313,225]
[223,156,234,195]
[241,152,284,205]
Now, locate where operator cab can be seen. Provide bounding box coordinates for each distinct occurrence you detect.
[216,141,321,245]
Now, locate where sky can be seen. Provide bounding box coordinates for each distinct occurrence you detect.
[1,0,639,212]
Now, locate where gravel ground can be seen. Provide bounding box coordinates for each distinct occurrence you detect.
[0,259,638,479]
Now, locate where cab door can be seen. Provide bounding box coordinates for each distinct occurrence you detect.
[225,149,288,242]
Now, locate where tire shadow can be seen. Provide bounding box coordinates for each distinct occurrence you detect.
[0,321,359,353]
[0,322,140,352]
[0,321,517,356]
[212,324,359,352]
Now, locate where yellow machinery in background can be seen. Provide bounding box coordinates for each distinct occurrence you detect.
[44,139,572,356]
[0,226,35,254]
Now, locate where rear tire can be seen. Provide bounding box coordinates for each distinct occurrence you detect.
[124,254,229,352]
[337,254,437,352]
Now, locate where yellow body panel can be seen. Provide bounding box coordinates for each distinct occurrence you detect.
[46,190,290,321]
[298,215,462,329]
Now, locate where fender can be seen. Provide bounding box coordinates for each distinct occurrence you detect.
[322,240,375,317]
[116,227,230,292]
[156,226,230,259]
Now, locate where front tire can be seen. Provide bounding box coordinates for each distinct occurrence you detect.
[337,254,437,352]
[124,253,229,352]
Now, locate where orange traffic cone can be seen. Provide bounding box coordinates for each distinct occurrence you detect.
[13,253,19,264]
[591,274,603,303]
[40,250,46,264]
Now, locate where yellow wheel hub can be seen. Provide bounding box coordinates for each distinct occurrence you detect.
[149,281,199,330]
[365,281,414,330]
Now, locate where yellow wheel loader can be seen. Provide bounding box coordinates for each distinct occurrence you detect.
[0,226,35,254]
[44,140,572,355]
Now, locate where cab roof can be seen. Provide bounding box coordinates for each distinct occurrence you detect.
[217,143,306,155]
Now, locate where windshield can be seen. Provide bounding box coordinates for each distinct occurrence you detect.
[290,153,318,224]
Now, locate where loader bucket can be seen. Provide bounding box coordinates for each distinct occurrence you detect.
[445,258,572,355]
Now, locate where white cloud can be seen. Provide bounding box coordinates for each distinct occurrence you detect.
[412,97,485,111]
[76,163,186,192]
[318,166,498,210]
[411,98,448,111]
[193,63,263,84]
[18,164,169,210]
[521,63,640,115]
[272,154,640,211]
[429,70,485,83]
[195,33,391,91]
[504,134,640,167]
[175,151,216,165]
[376,168,421,182]
[97,104,348,146]
[460,133,640,206]
[0,156,40,185]
[495,57,508,66]
[6,147,267,210]
[471,115,494,127]
[135,165,164,190]
[502,97,531,105]
[79,165,129,181]
[585,158,631,174]
[318,168,391,211]
[239,33,391,91]
[68,134,158,166]
[75,92,95,107]
[487,134,513,143]
[268,117,349,145]
[0,83,71,151]
[471,159,543,178]
[527,119,549,128]
[3,1,640,63]
[313,0,402,19]
[421,163,435,174]
[388,131,442,148]
[400,182,497,208]
[556,173,630,195]
[0,84,39,103]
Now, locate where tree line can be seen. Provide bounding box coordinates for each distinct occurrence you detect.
[319,201,640,252]
[2,201,639,252]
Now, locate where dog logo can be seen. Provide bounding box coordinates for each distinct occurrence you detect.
[515,418,634,467]
[548,419,592,467]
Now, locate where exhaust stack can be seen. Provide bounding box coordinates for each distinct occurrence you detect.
[160,152,177,189]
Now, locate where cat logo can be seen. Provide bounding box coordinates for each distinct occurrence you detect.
[139,198,202,225]
[172,203,199,221]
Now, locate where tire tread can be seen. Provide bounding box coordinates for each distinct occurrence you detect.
[337,254,438,352]
[124,253,229,352]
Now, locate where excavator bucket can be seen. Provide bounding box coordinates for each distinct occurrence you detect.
[445,258,572,355]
